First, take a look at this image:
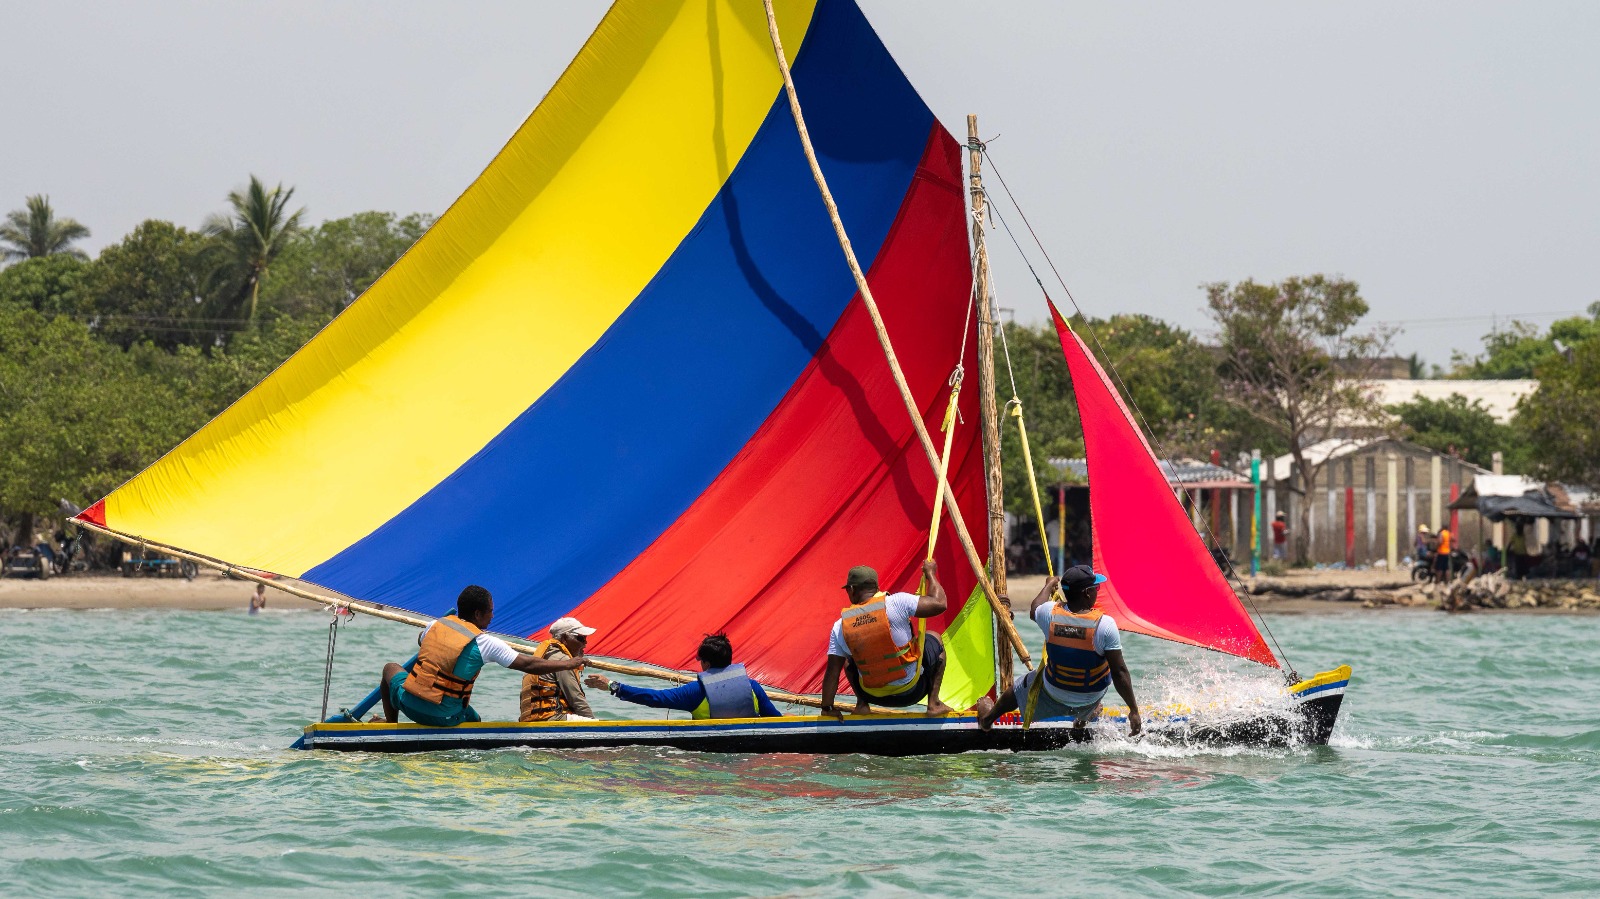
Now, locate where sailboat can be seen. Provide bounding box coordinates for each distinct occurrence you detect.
[75,0,1349,755]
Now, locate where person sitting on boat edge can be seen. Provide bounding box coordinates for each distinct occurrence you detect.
[519,617,598,722]
[584,633,784,719]
[378,585,581,727]
[819,560,953,718]
[976,565,1142,737]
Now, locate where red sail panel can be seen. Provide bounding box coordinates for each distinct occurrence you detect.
[1049,301,1277,667]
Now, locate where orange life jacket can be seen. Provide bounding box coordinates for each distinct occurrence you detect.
[839,592,924,696]
[520,639,582,722]
[402,615,483,705]
[1043,605,1111,693]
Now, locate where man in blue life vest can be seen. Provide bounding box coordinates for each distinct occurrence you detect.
[377,585,583,727]
[583,633,785,719]
[819,560,952,718]
[976,565,1142,738]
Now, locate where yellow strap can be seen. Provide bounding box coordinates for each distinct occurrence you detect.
[922,380,962,572]
[1010,400,1066,604]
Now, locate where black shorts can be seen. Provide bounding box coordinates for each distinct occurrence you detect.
[844,631,946,707]
[1433,553,1451,572]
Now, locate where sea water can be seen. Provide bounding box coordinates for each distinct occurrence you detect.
[2,606,1597,897]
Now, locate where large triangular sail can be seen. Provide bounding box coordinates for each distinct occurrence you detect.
[78,0,987,694]
[1049,301,1278,667]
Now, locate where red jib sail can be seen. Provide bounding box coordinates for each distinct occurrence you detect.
[1049,300,1277,667]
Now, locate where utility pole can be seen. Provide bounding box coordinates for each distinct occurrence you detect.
[967,114,1013,695]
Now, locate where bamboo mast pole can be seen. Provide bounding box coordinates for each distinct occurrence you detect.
[761,1,1032,668]
[966,114,1015,695]
[72,518,840,710]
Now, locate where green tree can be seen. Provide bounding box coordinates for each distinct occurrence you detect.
[262,211,432,319]
[1513,334,1600,485]
[1387,393,1523,470]
[204,176,306,329]
[1207,275,1391,564]
[0,254,91,317]
[1452,306,1600,378]
[83,220,227,350]
[0,195,91,261]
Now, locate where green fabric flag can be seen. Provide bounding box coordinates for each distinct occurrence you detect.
[939,583,996,711]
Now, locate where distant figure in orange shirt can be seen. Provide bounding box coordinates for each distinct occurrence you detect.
[1271,512,1288,561]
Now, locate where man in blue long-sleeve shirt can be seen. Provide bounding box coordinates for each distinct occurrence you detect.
[584,634,785,719]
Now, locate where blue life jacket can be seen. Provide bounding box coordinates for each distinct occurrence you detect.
[1043,605,1111,694]
[694,664,759,719]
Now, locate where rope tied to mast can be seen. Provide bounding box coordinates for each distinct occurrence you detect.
[761,0,1033,670]
[319,607,343,723]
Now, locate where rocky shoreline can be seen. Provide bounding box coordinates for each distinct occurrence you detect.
[1248,571,1600,613]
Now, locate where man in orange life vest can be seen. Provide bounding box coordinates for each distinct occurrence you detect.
[819,560,953,718]
[976,565,1141,737]
[378,585,582,727]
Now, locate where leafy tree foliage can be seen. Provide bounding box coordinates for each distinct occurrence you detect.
[261,211,433,319]
[1513,334,1600,485]
[0,254,91,316]
[1207,275,1390,564]
[82,220,228,350]
[1387,393,1525,470]
[1452,305,1600,378]
[0,195,91,261]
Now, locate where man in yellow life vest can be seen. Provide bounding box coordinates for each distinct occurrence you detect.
[976,565,1142,738]
[519,617,597,722]
[378,585,582,727]
[819,560,952,718]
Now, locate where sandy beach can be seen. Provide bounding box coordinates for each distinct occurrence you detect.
[0,570,326,611]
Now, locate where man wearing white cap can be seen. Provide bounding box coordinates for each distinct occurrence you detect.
[519,616,598,722]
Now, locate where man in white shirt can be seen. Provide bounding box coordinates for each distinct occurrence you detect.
[819,561,951,717]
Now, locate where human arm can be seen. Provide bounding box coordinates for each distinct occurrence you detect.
[1103,649,1141,737]
[507,650,583,676]
[555,668,593,717]
[751,682,784,718]
[1029,576,1062,618]
[585,675,706,713]
[818,655,846,719]
[914,559,947,617]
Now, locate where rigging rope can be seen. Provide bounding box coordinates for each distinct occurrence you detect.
[319,609,342,722]
[761,0,1033,669]
[979,147,1298,682]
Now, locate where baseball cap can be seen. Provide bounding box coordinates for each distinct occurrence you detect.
[549,616,597,637]
[842,565,879,590]
[1061,564,1108,592]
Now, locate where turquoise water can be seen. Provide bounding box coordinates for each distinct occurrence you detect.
[3,607,1597,897]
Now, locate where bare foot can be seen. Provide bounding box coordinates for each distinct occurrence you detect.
[925,700,954,716]
[851,703,871,716]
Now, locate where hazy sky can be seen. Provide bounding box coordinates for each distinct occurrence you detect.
[4,1,1596,366]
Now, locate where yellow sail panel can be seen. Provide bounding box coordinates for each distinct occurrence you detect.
[101,0,819,575]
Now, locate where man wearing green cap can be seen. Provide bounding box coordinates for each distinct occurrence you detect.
[820,559,951,718]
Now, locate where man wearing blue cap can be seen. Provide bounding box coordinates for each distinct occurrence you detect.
[976,564,1141,737]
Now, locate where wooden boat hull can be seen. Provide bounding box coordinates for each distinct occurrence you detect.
[292,666,1349,755]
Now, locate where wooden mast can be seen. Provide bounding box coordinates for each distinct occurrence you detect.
[966,115,1014,694]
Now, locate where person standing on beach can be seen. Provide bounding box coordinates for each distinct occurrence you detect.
[585,633,784,719]
[1433,525,1454,583]
[819,561,952,718]
[1272,512,1289,561]
[520,617,597,722]
[248,583,267,615]
[976,565,1142,738]
[378,585,581,727]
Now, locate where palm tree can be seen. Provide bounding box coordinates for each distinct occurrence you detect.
[0,195,91,261]
[204,175,306,328]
